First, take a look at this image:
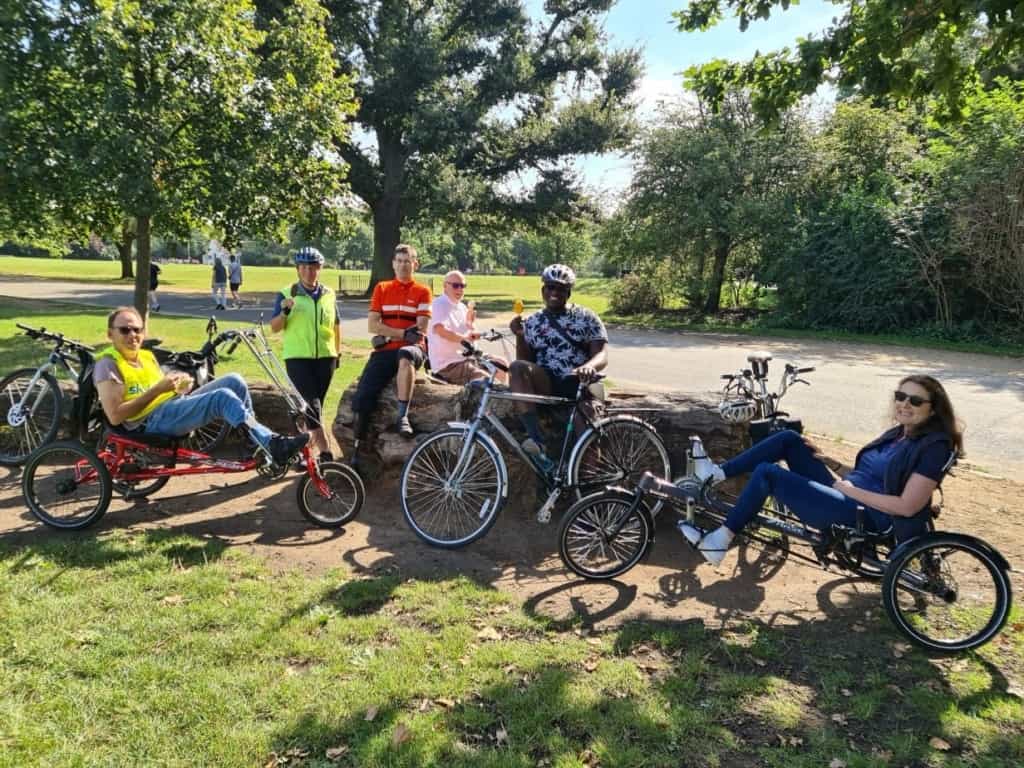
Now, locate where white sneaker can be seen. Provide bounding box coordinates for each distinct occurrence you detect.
[693,456,726,485]
[696,526,734,566]
[677,521,704,547]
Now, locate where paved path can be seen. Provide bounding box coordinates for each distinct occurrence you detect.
[4,277,1023,474]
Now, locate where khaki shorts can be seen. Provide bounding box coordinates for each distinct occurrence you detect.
[434,359,489,385]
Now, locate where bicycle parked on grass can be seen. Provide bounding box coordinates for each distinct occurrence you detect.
[558,434,1013,653]
[21,322,364,531]
[399,330,671,548]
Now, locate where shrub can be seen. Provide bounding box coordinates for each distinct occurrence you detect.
[609,272,664,315]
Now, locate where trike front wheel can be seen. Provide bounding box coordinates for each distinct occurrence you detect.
[882,533,1012,653]
[22,440,112,529]
[558,489,653,580]
[400,429,506,549]
[297,461,365,528]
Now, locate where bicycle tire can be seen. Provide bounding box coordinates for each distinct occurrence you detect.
[296,461,365,528]
[569,416,671,513]
[182,419,229,454]
[0,368,63,466]
[22,440,112,530]
[882,532,1012,653]
[558,489,653,580]
[400,428,506,549]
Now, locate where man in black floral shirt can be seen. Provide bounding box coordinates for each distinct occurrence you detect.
[509,264,608,464]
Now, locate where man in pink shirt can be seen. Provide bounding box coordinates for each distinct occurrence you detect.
[428,270,507,385]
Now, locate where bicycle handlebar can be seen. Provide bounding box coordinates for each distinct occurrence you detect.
[16,323,94,352]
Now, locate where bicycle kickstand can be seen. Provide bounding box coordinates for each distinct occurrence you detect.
[537,487,561,524]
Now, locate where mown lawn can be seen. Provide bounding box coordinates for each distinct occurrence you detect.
[1,531,1021,767]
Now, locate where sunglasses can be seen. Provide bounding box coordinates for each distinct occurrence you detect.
[447,282,467,289]
[115,326,144,336]
[894,390,931,407]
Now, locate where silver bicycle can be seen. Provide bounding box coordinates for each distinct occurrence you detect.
[399,331,671,548]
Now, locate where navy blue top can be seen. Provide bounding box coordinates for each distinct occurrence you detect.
[847,434,949,493]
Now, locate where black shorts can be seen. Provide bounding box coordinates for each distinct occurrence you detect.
[351,345,424,414]
[285,357,336,425]
[230,282,241,292]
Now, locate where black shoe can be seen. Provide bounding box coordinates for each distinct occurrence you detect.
[320,451,334,463]
[268,433,310,466]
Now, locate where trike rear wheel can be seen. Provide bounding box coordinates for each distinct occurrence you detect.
[22,440,112,529]
[558,490,653,580]
[882,533,1011,653]
[297,461,365,528]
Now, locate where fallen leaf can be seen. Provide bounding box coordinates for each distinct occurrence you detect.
[752,658,767,667]
[583,659,599,672]
[492,724,508,746]
[886,684,904,697]
[392,723,412,746]
[841,688,853,697]
[476,626,502,641]
[829,759,847,768]
[929,736,952,751]
[831,713,848,726]
[586,637,602,646]
[364,705,379,721]
[160,594,184,606]
[325,745,348,760]
[872,747,893,762]
[434,697,456,709]
[891,642,911,659]
[417,698,431,712]
[851,623,867,633]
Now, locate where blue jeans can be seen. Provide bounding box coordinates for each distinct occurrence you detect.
[143,373,256,437]
[721,430,928,542]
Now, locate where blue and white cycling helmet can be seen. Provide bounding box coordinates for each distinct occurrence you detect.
[541,263,576,287]
[294,246,325,265]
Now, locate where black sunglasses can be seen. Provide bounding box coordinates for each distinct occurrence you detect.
[446,282,467,289]
[894,390,930,407]
[115,326,144,336]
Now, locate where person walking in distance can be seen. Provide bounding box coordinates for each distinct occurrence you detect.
[148,261,161,312]
[269,246,341,463]
[350,244,431,449]
[228,254,243,309]
[211,256,228,311]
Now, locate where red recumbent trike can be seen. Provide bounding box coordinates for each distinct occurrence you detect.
[20,323,364,531]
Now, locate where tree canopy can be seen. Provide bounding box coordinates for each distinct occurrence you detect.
[675,0,1024,121]
[293,0,642,285]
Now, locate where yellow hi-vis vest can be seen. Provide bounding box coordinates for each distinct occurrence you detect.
[280,282,337,359]
[96,347,175,420]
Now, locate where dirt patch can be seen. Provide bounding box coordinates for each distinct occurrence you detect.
[2,442,1022,634]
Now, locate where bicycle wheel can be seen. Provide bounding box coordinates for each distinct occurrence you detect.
[882,533,1012,653]
[22,440,112,530]
[570,416,671,513]
[182,419,229,454]
[400,429,506,548]
[0,368,63,465]
[296,461,365,528]
[558,489,653,580]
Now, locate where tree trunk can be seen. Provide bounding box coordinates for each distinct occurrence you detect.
[369,196,401,293]
[703,235,730,314]
[133,215,151,322]
[117,223,135,280]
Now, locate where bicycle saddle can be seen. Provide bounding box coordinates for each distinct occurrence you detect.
[746,352,773,364]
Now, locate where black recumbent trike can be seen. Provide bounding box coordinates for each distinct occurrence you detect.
[557,353,1013,653]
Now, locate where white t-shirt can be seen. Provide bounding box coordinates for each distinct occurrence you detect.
[428,293,473,372]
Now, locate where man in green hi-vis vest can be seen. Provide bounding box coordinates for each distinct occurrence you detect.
[269,246,342,462]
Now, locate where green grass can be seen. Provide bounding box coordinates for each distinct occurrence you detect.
[1,533,1021,767]
[0,300,369,431]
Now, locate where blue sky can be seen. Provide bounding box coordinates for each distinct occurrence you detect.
[532,0,842,199]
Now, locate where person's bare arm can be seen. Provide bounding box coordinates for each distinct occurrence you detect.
[510,316,535,362]
[367,311,405,339]
[97,376,180,426]
[833,473,939,517]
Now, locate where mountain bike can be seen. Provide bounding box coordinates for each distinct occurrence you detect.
[22,322,364,530]
[557,436,1012,653]
[399,331,671,548]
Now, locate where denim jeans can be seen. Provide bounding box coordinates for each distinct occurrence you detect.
[721,430,928,542]
[143,373,255,437]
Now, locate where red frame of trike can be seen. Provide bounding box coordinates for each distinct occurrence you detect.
[85,431,332,496]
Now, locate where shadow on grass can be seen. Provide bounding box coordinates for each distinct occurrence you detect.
[262,601,1024,768]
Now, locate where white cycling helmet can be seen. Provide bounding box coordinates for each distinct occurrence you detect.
[541,263,576,287]
[719,399,757,424]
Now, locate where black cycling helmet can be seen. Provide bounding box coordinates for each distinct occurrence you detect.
[294,246,325,265]
[541,263,576,287]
